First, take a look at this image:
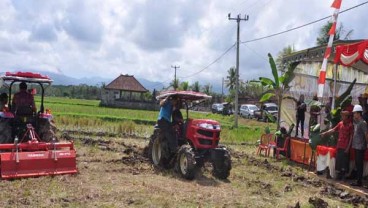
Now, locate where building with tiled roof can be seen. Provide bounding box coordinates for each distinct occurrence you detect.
[101,74,157,110]
[104,74,148,93]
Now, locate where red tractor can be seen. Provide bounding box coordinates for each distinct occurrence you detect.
[148,91,231,180]
[0,72,77,179]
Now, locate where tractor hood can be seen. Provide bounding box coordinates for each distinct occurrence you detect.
[189,118,221,130]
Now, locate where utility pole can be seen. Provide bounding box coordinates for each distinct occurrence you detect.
[171,65,180,90]
[228,13,249,128]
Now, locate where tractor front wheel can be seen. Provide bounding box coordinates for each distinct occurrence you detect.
[211,148,232,179]
[176,145,196,180]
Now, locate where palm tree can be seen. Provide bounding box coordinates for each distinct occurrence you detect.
[316,22,353,46]
[276,45,295,72]
[202,83,212,95]
[179,81,189,91]
[170,79,179,90]
[226,67,236,91]
[259,53,299,130]
[191,81,200,92]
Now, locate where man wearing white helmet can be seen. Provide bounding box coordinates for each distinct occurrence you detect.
[351,104,368,186]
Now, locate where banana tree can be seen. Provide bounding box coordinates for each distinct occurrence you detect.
[259,53,299,130]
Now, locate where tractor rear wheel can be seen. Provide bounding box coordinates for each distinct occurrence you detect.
[176,145,196,180]
[211,148,231,179]
[148,130,171,169]
[38,118,57,142]
[0,120,12,144]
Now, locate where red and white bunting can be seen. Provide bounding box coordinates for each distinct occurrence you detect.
[317,0,342,97]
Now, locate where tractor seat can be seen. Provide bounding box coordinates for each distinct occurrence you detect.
[13,105,34,117]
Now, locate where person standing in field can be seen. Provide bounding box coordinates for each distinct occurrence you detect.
[309,94,321,129]
[295,94,306,138]
[320,111,353,180]
[157,95,178,154]
[350,105,368,186]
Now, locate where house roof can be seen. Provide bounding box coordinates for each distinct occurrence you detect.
[105,74,148,92]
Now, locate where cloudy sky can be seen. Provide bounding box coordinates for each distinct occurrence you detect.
[0,0,367,89]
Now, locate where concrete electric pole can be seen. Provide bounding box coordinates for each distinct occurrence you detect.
[171,65,180,90]
[228,13,249,128]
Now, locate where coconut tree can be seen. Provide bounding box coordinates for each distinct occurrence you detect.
[179,81,189,91]
[276,45,295,72]
[202,83,212,95]
[316,21,353,46]
[191,81,200,92]
[170,79,179,90]
[259,53,299,130]
[226,67,236,91]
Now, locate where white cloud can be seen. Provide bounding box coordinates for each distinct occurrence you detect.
[0,0,366,91]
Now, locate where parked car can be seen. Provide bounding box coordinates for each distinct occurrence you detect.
[221,102,233,115]
[211,103,223,114]
[211,103,233,115]
[240,104,259,119]
[254,103,278,122]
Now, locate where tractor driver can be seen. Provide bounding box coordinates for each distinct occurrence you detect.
[157,95,178,154]
[12,82,37,116]
[172,98,184,140]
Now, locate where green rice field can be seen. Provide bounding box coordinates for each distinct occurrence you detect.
[35,96,276,144]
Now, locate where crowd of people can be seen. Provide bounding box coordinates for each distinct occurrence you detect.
[321,104,368,187]
[291,94,368,187]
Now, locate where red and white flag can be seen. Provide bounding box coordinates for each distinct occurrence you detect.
[317,0,342,97]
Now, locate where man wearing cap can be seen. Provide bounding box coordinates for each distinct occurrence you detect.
[351,104,368,186]
[321,111,353,180]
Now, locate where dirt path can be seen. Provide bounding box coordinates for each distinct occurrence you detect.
[0,134,367,207]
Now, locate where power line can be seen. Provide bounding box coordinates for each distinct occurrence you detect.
[146,43,236,90]
[179,43,236,79]
[241,1,368,44]
[147,1,368,90]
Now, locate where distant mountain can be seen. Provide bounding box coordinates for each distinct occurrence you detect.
[4,70,222,93]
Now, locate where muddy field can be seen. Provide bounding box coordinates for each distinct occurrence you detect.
[1,133,368,208]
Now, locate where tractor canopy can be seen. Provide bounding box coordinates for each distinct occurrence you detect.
[156,90,212,102]
[0,72,53,114]
[1,71,53,84]
[156,90,213,122]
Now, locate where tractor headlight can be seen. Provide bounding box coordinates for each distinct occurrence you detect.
[198,123,221,130]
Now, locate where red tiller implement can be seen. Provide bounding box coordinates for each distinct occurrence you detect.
[0,124,77,179]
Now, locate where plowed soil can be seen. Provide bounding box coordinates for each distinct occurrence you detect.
[1,132,368,207]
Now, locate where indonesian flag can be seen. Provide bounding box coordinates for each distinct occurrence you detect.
[317,0,342,97]
[331,0,342,9]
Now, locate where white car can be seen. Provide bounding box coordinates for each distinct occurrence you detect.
[240,104,259,119]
